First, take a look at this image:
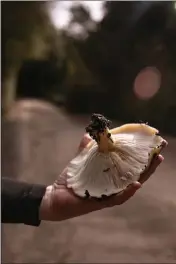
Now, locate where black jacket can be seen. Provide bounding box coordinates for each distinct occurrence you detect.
[2,177,46,226]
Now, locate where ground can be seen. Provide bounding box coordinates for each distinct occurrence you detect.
[2,100,176,263]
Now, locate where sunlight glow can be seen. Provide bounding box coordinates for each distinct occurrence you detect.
[48,1,105,30]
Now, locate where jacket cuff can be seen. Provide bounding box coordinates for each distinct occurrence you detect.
[22,183,46,226]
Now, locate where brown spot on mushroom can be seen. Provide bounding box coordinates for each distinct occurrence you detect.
[85,190,90,198]
[101,194,108,199]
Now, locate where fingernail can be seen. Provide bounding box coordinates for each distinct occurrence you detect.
[163,140,168,147]
[158,154,164,161]
[133,181,141,189]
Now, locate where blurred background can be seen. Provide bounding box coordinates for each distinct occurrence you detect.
[1,1,176,263]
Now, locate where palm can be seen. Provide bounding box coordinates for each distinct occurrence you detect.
[45,135,167,221]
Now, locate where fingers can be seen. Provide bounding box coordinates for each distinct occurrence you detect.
[139,154,164,184]
[161,139,168,148]
[139,139,167,184]
[148,154,164,174]
[104,181,141,207]
[83,182,141,211]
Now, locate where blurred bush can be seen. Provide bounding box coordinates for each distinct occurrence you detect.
[2,1,176,135]
[1,1,65,110]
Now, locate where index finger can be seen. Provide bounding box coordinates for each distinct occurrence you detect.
[139,154,164,184]
[101,181,141,207]
[80,181,141,212]
[139,139,167,184]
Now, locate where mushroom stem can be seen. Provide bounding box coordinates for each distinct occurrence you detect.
[98,129,115,153]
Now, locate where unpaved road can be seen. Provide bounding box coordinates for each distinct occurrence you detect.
[2,100,176,263]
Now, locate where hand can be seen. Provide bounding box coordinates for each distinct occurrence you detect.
[39,134,167,222]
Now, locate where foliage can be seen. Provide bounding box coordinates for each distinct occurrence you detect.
[1,1,61,111]
[2,1,176,134]
[65,1,176,133]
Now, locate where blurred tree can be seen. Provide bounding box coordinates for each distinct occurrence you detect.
[67,1,143,117]
[68,3,98,39]
[3,1,175,133]
[16,58,66,101]
[123,1,176,127]
[1,1,60,112]
[70,4,91,25]
[67,1,176,133]
[62,35,102,114]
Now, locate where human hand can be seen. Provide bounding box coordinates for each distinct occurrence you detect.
[39,134,167,222]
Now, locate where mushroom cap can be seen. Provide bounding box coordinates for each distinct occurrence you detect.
[66,115,166,198]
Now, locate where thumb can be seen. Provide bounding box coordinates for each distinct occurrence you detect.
[109,181,141,206]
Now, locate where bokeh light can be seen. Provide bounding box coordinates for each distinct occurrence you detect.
[133,67,161,100]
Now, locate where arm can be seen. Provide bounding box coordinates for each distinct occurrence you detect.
[2,177,46,226]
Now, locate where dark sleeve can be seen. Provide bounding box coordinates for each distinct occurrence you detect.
[1,177,47,227]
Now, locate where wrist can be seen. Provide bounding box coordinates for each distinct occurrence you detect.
[39,185,53,221]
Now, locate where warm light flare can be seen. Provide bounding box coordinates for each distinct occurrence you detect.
[133,67,161,100]
[48,1,105,30]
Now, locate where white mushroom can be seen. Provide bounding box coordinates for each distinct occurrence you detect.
[66,114,166,198]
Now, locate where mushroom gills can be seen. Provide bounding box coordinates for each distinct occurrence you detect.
[66,125,165,198]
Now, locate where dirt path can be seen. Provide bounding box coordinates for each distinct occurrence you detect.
[2,100,176,263]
